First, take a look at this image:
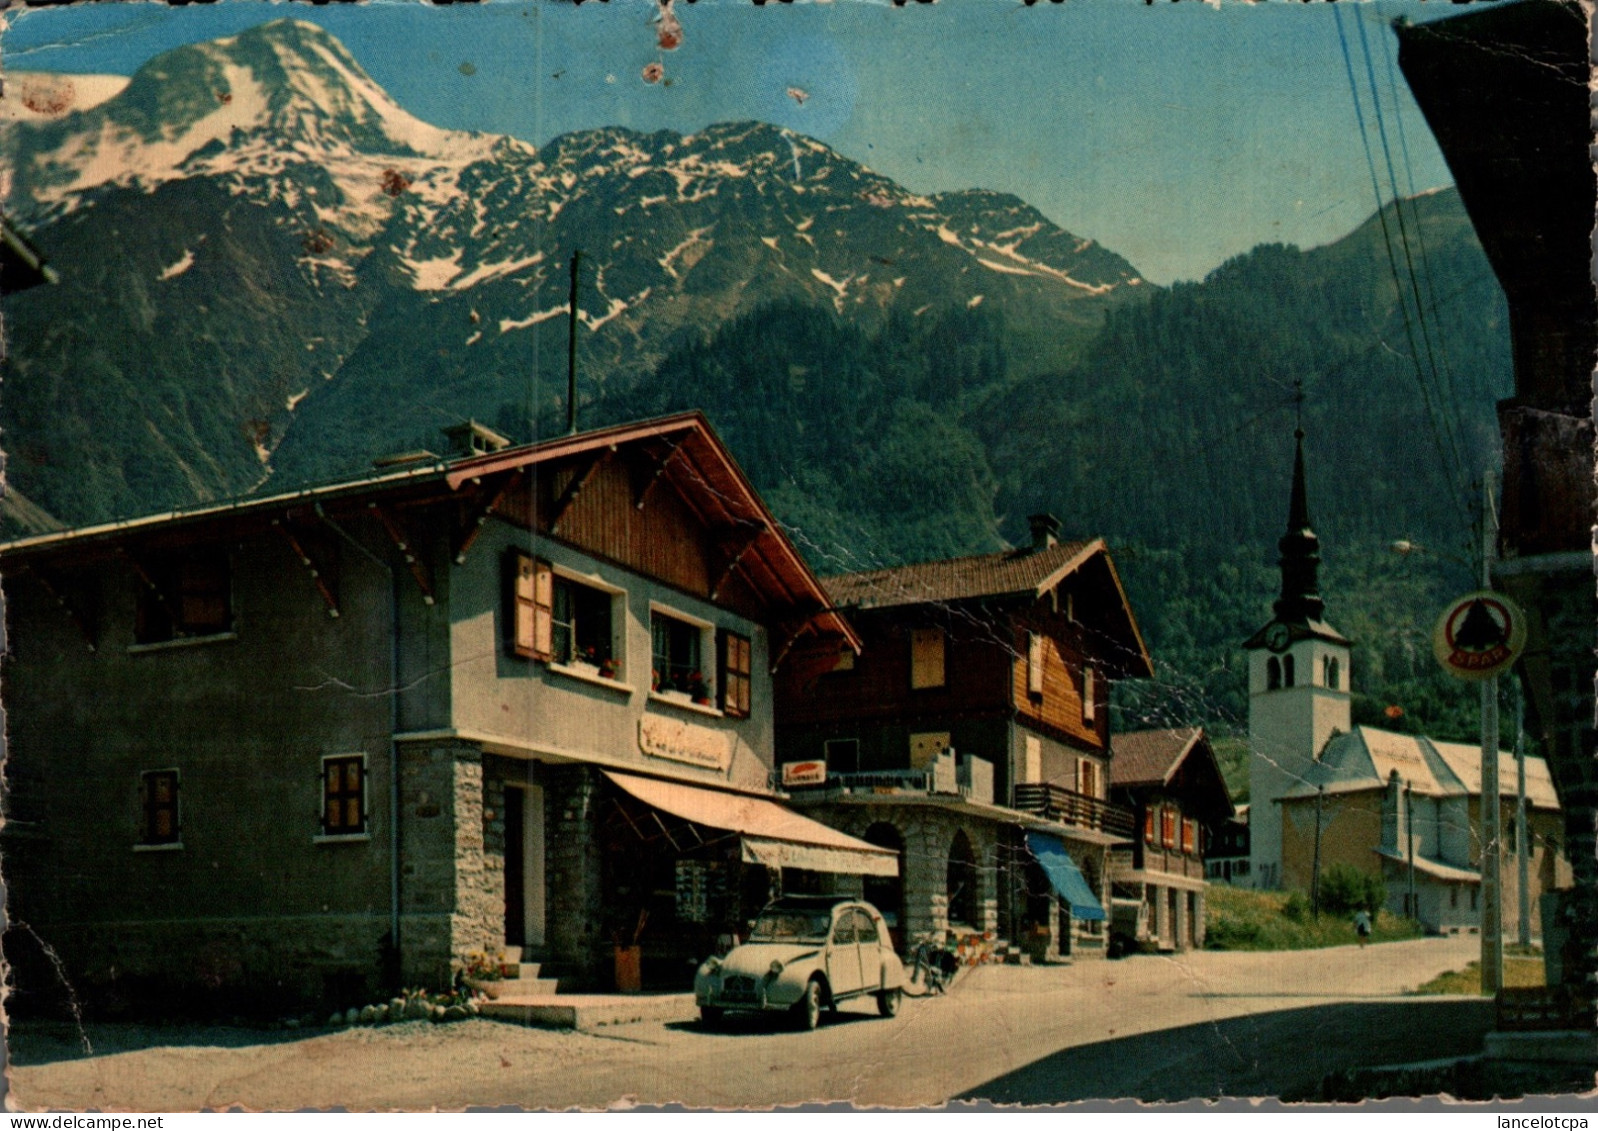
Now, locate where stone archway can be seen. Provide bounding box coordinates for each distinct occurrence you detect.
[947,829,978,929]
[861,821,906,950]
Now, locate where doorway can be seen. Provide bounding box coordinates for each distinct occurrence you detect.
[504,783,546,950]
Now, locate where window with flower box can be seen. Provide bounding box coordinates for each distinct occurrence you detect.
[553,577,620,676]
[508,553,625,679]
[652,606,713,704]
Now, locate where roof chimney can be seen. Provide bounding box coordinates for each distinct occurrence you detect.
[1027,513,1060,551]
[441,419,512,459]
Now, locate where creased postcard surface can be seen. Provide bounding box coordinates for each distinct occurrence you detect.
[1,0,1592,1111]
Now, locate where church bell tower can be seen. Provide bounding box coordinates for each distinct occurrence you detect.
[1243,426,1352,890]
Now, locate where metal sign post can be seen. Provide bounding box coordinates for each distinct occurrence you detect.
[1430,472,1526,998]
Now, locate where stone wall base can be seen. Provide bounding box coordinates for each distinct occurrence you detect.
[8,913,391,1019]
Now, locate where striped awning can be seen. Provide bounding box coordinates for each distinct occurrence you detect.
[604,770,898,877]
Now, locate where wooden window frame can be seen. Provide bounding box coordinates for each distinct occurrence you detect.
[139,768,181,846]
[321,754,368,837]
[1160,806,1177,850]
[718,629,753,718]
[1144,807,1156,845]
[651,604,713,699]
[1182,817,1197,855]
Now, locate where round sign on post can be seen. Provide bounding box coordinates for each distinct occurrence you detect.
[1432,590,1527,681]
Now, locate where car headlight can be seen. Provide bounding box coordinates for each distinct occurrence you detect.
[768,959,784,978]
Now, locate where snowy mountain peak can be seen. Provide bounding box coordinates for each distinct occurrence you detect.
[3,18,503,224]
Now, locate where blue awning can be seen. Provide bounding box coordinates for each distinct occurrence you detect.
[1026,831,1106,921]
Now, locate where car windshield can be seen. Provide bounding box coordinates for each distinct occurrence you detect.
[748,909,833,943]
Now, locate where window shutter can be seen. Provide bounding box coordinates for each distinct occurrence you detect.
[532,558,554,659]
[1082,664,1097,724]
[910,628,945,690]
[719,630,752,718]
[1022,735,1041,785]
[1144,808,1156,845]
[1027,632,1044,697]
[508,552,554,660]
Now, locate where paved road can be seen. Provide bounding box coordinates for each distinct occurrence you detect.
[10,936,1489,1110]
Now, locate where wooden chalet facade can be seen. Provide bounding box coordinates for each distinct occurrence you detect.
[774,516,1153,961]
[0,412,896,1012]
[1107,727,1233,952]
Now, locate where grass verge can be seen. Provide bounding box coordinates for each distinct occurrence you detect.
[1412,956,1545,995]
[1205,885,1425,951]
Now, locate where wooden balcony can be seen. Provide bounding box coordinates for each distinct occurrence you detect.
[1013,782,1136,838]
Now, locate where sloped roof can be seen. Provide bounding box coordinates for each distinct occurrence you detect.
[1361,727,1462,797]
[1374,848,1480,884]
[824,539,1100,609]
[1280,725,1558,811]
[0,412,859,651]
[1111,727,1203,787]
[1429,740,1560,809]
[1110,726,1233,822]
[821,538,1153,678]
[1282,726,1457,800]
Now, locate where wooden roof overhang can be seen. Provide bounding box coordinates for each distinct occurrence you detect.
[1043,541,1153,682]
[444,412,861,663]
[0,414,860,667]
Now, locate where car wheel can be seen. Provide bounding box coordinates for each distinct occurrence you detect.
[793,978,822,1031]
[699,1006,724,1029]
[876,987,901,1017]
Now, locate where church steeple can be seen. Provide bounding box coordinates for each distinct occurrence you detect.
[1273,427,1325,625]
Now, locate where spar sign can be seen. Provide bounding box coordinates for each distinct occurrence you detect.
[1432,590,1527,681]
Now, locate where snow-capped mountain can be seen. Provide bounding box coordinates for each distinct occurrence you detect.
[6,20,508,238]
[1,19,1147,525]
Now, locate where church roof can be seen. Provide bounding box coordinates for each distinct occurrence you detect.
[1278,725,1559,810]
[1429,739,1560,809]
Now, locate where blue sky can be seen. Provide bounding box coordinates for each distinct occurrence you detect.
[2,0,1458,284]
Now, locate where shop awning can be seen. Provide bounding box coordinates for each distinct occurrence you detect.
[603,771,899,877]
[1026,831,1107,921]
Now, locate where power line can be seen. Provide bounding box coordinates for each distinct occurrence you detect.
[1377,24,1475,413]
[1355,12,1471,498]
[1333,6,1471,525]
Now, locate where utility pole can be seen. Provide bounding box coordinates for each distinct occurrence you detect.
[1310,784,1324,921]
[566,250,582,436]
[1516,683,1531,950]
[1405,779,1417,920]
[1480,471,1503,996]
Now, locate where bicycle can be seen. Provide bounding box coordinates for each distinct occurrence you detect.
[904,934,959,997]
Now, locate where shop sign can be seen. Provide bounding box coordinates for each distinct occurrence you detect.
[782,759,827,787]
[1432,589,1527,681]
[639,714,732,770]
